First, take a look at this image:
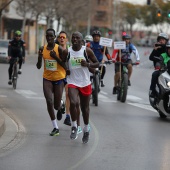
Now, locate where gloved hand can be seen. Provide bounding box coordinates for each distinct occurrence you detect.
[135,60,140,65]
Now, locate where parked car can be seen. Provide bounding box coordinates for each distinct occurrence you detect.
[0,39,9,63]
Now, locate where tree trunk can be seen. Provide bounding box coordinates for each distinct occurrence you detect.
[0,10,2,38]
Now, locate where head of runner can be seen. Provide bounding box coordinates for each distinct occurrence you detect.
[71,32,83,51]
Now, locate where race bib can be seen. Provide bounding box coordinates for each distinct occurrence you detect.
[45,59,57,71]
[70,57,84,69]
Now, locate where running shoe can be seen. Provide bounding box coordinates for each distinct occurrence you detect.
[70,126,78,140]
[82,131,89,144]
[63,116,71,126]
[77,126,82,134]
[49,128,59,136]
[57,109,62,120]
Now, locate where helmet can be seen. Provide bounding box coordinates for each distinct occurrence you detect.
[122,34,131,40]
[92,30,101,37]
[157,33,169,41]
[166,40,170,48]
[15,30,22,36]
[166,41,170,55]
[85,35,93,42]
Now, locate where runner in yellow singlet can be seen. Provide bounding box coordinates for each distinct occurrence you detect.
[36,28,66,136]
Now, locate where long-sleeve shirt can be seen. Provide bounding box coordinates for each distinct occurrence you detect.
[8,38,26,58]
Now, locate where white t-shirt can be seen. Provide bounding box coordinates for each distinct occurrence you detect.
[67,46,91,87]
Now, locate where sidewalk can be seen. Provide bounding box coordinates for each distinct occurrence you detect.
[0,108,22,154]
[0,110,5,138]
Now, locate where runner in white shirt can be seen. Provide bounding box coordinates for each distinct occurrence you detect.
[62,32,99,143]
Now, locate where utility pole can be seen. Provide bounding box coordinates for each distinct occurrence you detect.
[87,0,91,35]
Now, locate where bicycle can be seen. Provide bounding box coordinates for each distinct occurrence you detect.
[91,60,112,106]
[116,62,137,103]
[11,58,19,89]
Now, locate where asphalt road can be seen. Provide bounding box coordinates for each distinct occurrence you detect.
[1,47,170,170]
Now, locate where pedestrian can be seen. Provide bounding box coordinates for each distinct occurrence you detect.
[36,28,66,136]
[62,32,99,143]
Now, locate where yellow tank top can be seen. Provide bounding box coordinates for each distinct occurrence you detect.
[43,44,66,81]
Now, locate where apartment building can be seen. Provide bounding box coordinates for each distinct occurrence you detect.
[79,0,114,36]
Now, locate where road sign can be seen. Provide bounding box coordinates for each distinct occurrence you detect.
[99,37,113,47]
[114,41,126,49]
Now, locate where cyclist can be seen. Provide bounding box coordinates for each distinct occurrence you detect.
[86,30,111,87]
[112,33,140,94]
[36,28,66,136]
[8,30,26,85]
[62,32,99,143]
[149,33,169,98]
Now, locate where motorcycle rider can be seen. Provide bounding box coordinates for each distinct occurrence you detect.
[149,40,170,98]
[149,33,168,70]
[149,33,169,97]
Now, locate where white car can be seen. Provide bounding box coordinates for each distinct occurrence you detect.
[0,39,9,63]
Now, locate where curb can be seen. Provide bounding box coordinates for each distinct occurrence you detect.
[0,110,5,138]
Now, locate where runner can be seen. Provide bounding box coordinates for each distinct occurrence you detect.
[36,28,66,136]
[62,32,99,143]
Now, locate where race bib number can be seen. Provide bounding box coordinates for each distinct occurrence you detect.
[70,57,84,69]
[45,59,57,71]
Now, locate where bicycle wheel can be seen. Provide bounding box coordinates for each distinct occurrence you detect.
[120,73,128,102]
[12,64,18,89]
[93,73,99,106]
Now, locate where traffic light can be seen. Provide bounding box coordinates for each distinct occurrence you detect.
[168,10,170,18]
[147,0,151,5]
[157,9,162,17]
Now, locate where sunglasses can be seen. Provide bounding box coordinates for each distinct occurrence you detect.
[16,35,21,37]
[59,36,66,39]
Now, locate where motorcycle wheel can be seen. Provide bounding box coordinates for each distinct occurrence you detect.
[158,110,167,118]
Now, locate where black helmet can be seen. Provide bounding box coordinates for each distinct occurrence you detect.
[92,30,101,37]
[122,34,131,40]
[157,33,169,42]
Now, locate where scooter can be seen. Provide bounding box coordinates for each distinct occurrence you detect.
[149,69,170,118]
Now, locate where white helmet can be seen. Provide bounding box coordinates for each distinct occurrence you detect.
[157,33,169,41]
[85,35,93,42]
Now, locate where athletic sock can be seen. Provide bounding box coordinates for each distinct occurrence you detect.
[66,114,70,118]
[84,124,89,132]
[72,121,77,128]
[52,119,58,129]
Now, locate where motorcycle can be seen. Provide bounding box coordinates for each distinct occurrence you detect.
[149,68,170,118]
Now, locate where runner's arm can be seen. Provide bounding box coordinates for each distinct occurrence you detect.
[81,47,99,68]
[50,46,67,70]
[36,46,43,69]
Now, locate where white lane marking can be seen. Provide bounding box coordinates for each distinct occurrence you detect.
[128,102,156,112]
[0,95,7,98]
[26,96,44,100]
[100,91,108,95]
[127,95,142,101]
